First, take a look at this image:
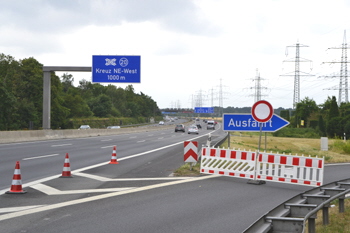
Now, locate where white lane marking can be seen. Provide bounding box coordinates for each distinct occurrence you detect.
[74,172,191,181]
[51,144,72,147]
[101,145,114,149]
[0,175,218,221]
[129,136,137,139]
[158,137,164,140]
[148,134,154,136]
[0,205,45,214]
[30,184,135,195]
[23,154,60,160]
[101,139,112,142]
[137,140,145,143]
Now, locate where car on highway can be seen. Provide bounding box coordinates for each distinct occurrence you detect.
[207,121,215,130]
[107,126,120,129]
[175,124,185,132]
[79,125,91,129]
[159,121,165,125]
[188,125,199,134]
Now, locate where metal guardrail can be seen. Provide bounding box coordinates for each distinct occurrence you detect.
[243,178,350,233]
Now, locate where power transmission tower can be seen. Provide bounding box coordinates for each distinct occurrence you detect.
[194,89,207,107]
[281,41,314,109]
[249,68,268,103]
[321,30,350,105]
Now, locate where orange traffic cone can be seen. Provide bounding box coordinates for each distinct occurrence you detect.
[60,153,73,178]
[109,146,119,164]
[6,161,26,194]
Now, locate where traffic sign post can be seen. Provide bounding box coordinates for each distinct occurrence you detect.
[251,100,273,185]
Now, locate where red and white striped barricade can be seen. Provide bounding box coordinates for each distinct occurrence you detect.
[200,147,324,187]
[184,141,198,163]
[256,152,324,186]
[200,147,256,179]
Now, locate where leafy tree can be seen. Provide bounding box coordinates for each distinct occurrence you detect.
[89,94,113,117]
[295,97,319,128]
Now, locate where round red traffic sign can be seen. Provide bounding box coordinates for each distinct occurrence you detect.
[251,100,273,123]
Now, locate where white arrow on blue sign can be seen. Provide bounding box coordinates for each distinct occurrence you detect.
[194,107,214,113]
[223,113,289,132]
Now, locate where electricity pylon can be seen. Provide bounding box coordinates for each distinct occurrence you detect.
[249,68,267,103]
[280,41,314,109]
[321,30,350,105]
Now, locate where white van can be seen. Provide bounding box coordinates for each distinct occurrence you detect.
[207,121,215,130]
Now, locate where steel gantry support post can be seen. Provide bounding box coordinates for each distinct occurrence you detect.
[42,66,92,129]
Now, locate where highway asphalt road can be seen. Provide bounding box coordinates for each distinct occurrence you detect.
[0,122,349,233]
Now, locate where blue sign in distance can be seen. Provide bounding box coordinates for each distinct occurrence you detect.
[92,55,140,83]
[223,113,289,132]
[194,107,214,114]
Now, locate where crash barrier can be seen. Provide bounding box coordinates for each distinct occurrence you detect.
[243,178,350,233]
[200,147,324,187]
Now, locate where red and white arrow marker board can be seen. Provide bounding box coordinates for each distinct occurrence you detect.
[184,141,198,163]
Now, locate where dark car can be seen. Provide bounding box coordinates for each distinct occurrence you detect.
[175,124,185,132]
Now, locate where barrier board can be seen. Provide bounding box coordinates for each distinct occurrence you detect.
[200,147,324,187]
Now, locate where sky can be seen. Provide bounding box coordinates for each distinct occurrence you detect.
[1,0,350,110]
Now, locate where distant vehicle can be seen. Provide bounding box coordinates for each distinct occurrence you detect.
[107,126,120,129]
[207,121,215,130]
[79,125,91,129]
[159,121,165,125]
[188,125,199,134]
[175,124,185,132]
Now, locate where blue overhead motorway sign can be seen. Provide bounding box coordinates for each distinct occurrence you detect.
[194,107,214,113]
[92,55,140,83]
[223,113,289,132]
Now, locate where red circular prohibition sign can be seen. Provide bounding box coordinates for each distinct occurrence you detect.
[251,100,273,123]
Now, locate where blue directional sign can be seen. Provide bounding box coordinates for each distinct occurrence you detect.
[92,55,140,83]
[223,113,289,132]
[194,107,214,114]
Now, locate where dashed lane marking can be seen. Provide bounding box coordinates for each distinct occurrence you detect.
[51,144,72,147]
[23,154,59,160]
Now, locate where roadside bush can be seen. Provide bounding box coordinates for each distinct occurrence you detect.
[272,127,320,138]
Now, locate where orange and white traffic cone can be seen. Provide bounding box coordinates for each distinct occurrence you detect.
[109,146,119,164]
[60,153,73,178]
[6,161,26,194]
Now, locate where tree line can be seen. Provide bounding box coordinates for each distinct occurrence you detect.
[0,53,161,130]
[278,96,350,138]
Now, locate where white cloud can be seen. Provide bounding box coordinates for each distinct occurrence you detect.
[1,0,350,109]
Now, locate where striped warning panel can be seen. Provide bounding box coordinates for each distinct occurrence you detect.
[200,147,256,180]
